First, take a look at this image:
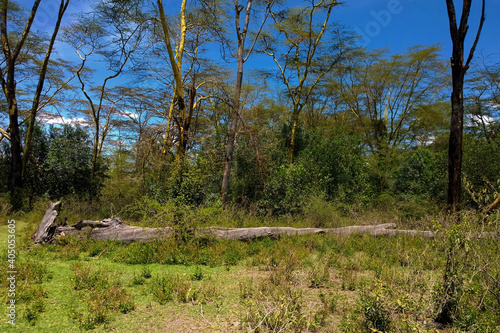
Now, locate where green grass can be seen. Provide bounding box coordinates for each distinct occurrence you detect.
[1,211,499,332]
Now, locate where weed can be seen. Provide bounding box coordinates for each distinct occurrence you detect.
[241,286,309,332]
[360,281,392,333]
[132,273,146,285]
[150,273,196,304]
[70,263,135,329]
[192,266,204,281]
[313,291,338,327]
[150,274,175,304]
[309,260,330,288]
[17,259,49,284]
[141,265,152,278]
[23,298,45,325]
[239,278,255,300]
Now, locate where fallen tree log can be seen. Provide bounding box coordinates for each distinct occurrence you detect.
[31,202,498,244]
[32,201,62,244]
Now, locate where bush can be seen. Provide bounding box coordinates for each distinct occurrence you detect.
[462,136,500,208]
[394,148,446,202]
[260,163,312,215]
[70,263,135,329]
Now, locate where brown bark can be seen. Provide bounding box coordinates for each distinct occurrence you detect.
[445,0,485,213]
[483,194,500,215]
[22,0,69,179]
[221,0,251,209]
[1,0,42,209]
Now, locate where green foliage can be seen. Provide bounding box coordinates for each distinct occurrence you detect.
[70,263,135,329]
[260,163,312,215]
[150,274,195,304]
[360,280,392,333]
[433,215,500,330]
[298,129,369,204]
[32,125,99,199]
[462,135,500,208]
[394,148,446,202]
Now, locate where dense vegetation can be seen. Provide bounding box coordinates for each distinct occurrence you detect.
[0,0,499,332]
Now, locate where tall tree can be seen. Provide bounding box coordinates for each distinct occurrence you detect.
[262,0,342,163]
[335,46,448,192]
[0,0,69,209]
[156,0,223,173]
[220,0,274,208]
[64,2,146,179]
[445,0,485,212]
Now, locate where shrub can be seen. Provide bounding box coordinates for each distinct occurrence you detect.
[260,163,312,215]
[150,274,196,304]
[394,148,446,202]
[70,264,135,329]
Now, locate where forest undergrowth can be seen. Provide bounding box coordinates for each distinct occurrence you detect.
[1,197,499,332]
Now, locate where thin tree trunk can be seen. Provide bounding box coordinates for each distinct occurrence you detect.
[447,67,465,212]
[221,51,244,208]
[221,0,250,209]
[22,0,69,179]
[287,109,299,162]
[1,0,43,210]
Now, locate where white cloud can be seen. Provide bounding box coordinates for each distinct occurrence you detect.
[116,110,139,119]
[468,114,495,126]
[38,113,90,127]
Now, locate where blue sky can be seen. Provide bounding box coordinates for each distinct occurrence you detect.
[21,0,500,73]
[335,0,499,63]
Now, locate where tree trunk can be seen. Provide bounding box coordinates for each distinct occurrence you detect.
[447,66,465,212]
[9,109,23,210]
[32,201,62,244]
[287,109,299,163]
[1,0,43,210]
[445,0,485,213]
[221,0,249,209]
[32,203,500,244]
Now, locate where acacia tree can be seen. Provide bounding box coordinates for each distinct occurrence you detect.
[220,0,275,208]
[445,0,485,212]
[64,3,146,179]
[262,0,343,163]
[155,0,221,172]
[340,47,447,151]
[335,46,448,192]
[0,0,69,209]
[467,59,499,142]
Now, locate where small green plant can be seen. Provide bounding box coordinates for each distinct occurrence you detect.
[360,280,392,333]
[340,269,357,291]
[150,274,196,304]
[70,264,135,329]
[191,266,204,281]
[309,261,330,288]
[241,286,310,332]
[150,274,175,305]
[239,278,255,300]
[23,298,45,325]
[132,273,146,285]
[434,222,470,325]
[313,291,338,327]
[141,266,152,279]
[17,259,49,284]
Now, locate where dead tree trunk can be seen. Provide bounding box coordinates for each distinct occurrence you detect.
[31,203,500,244]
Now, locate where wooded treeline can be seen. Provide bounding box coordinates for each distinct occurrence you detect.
[0,0,498,217]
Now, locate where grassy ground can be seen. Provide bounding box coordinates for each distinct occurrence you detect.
[1,207,499,332]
